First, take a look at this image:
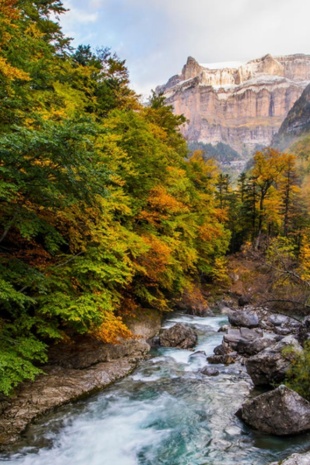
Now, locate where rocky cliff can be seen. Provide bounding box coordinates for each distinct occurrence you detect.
[158,54,310,160]
[273,83,310,149]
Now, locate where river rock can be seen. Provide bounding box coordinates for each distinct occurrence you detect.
[207,353,238,365]
[224,327,263,350]
[245,335,302,386]
[218,324,229,333]
[236,335,276,356]
[228,310,260,328]
[269,451,310,465]
[238,385,310,435]
[159,323,197,349]
[189,350,207,359]
[200,366,220,376]
[259,313,301,335]
[214,342,231,356]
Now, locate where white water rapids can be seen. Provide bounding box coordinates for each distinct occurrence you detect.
[1,314,310,465]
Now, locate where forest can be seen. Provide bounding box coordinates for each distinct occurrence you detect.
[0,0,309,397]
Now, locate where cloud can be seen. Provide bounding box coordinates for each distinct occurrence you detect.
[60,0,310,96]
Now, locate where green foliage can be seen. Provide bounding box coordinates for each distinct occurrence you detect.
[284,342,310,401]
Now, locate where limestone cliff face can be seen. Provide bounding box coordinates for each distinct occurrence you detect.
[157,54,310,156]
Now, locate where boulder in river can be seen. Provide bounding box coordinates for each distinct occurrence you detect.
[159,323,197,349]
[238,385,310,435]
[200,366,219,376]
[245,335,302,386]
[269,451,310,465]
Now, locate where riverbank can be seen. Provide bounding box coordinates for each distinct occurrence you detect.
[0,309,162,449]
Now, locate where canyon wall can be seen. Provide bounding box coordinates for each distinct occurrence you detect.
[157,54,310,157]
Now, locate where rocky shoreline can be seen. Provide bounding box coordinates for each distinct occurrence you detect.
[0,310,162,450]
[0,339,150,449]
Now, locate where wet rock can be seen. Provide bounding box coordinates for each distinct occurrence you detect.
[238,385,310,435]
[218,324,229,333]
[269,451,310,465]
[200,366,220,376]
[159,323,198,349]
[228,310,260,328]
[214,342,231,356]
[149,336,161,347]
[189,350,207,359]
[207,353,238,365]
[245,335,302,386]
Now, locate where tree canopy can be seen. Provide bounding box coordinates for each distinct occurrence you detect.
[0,0,231,394]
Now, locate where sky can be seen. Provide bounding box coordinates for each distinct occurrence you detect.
[60,0,310,97]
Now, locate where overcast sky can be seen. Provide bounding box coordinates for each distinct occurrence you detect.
[60,0,310,97]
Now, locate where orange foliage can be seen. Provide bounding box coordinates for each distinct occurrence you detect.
[139,234,172,281]
[199,223,222,242]
[147,186,187,214]
[0,0,19,20]
[92,314,132,344]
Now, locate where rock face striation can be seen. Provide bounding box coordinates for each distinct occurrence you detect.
[158,54,310,158]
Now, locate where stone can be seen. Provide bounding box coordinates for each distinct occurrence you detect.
[200,366,219,376]
[238,385,310,435]
[207,353,238,365]
[214,342,231,356]
[228,310,260,328]
[245,335,302,386]
[159,323,197,349]
[267,314,301,336]
[223,327,263,350]
[218,324,229,333]
[236,336,275,356]
[188,351,206,361]
[269,451,310,465]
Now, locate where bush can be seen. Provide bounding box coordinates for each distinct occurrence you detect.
[284,341,310,400]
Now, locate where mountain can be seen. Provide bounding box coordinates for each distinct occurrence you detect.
[272,83,310,150]
[158,54,310,170]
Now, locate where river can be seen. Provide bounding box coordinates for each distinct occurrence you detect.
[1,313,310,465]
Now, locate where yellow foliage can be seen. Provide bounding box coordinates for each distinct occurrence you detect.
[299,232,310,283]
[0,56,30,81]
[212,257,230,286]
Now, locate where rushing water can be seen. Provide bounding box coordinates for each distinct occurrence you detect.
[2,314,310,465]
